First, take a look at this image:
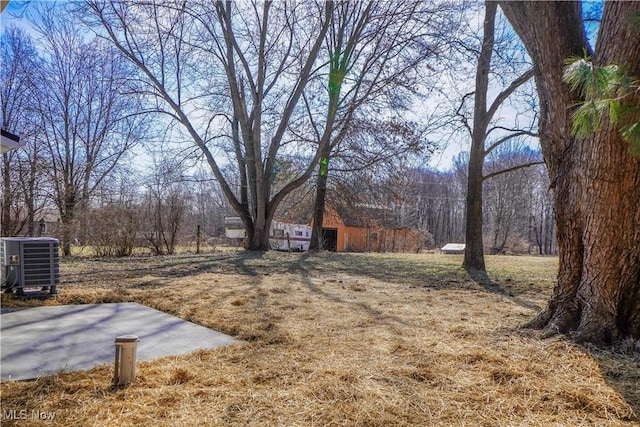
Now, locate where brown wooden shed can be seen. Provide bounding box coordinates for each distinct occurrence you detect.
[310,205,424,253]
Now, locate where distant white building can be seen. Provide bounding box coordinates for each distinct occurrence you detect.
[440,243,465,254]
[224,217,246,239]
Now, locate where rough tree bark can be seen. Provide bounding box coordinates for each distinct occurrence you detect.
[499,1,640,345]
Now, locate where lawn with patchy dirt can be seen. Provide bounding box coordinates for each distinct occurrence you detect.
[1,251,638,426]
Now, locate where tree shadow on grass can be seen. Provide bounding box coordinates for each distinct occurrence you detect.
[62,251,268,287]
[469,267,639,421]
[464,267,542,312]
[584,344,640,422]
[289,253,412,330]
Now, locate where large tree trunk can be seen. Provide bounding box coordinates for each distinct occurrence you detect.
[464,143,486,270]
[463,2,497,272]
[499,1,640,345]
[59,189,77,257]
[248,216,271,251]
[463,2,536,271]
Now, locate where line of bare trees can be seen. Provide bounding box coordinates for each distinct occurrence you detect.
[83,161,235,256]
[1,5,148,256]
[77,0,468,251]
[328,142,556,255]
[2,1,553,257]
[56,145,561,257]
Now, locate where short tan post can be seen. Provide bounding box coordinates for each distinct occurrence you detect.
[114,335,139,386]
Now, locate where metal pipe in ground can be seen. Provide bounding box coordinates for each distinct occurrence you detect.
[114,335,139,386]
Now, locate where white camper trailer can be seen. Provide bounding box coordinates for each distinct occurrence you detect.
[224,217,311,251]
[269,221,311,252]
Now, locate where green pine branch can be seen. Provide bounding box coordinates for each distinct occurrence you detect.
[563,55,640,156]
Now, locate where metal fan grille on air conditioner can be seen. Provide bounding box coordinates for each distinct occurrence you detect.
[1,237,60,295]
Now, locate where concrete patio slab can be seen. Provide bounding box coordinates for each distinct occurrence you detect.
[1,303,242,381]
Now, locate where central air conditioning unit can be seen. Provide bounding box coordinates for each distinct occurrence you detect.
[1,237,60,296]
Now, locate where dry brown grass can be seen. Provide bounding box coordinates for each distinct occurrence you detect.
[1,251,638,426]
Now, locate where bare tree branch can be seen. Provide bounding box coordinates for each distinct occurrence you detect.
[483,160,544,181]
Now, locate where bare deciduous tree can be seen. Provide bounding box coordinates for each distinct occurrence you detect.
[483,142,542,254]
[30,5,146,255]
[306,1,460,250]
[84,0,333,250]
[529,165,556,255]
[1,26,47,237]
[140,157,189,255]
[88,172,140,257]
[454,1,540,272]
